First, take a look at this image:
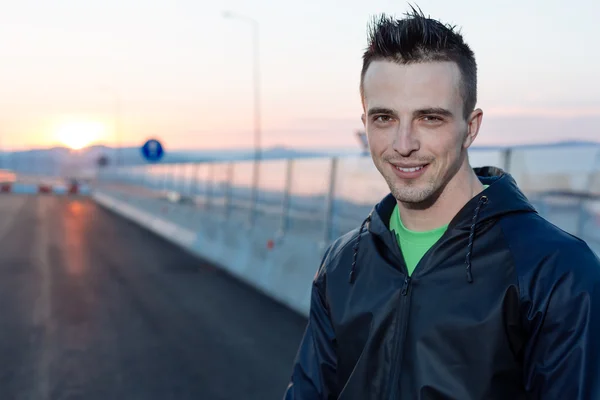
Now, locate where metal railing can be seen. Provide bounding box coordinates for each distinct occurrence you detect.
[96,144,600,253]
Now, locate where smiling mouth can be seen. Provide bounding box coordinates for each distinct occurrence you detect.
[394,165,426,173]
[389,162,431,179]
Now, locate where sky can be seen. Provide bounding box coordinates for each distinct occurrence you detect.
[0,0,598,151]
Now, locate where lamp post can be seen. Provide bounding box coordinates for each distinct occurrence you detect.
[98,86,122,168]
[0,131,3,170]
[109,91,122,168]
[223,11,262,227]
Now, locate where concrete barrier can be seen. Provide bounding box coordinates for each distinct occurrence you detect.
[92,185,600,319]
[93,192,197,248]
[92,189,320,317]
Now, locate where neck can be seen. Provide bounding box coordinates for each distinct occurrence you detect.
[398,163,484,231]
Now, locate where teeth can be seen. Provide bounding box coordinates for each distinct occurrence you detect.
[396,166,423,172]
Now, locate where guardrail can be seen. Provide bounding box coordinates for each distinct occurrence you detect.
[91,144,599,315]
[96,144,600,251]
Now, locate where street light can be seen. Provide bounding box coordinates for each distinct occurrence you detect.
[223,10,262,227]
[98,86,123,167]
[113,92,122,167]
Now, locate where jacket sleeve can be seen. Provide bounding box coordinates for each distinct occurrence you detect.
[283,247,338,399]
[522,239,600,398]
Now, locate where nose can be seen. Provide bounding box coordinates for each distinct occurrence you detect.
[392,121,419,157]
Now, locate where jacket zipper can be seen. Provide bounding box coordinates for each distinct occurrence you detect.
[384,217,448,397]
[388,275,412,398]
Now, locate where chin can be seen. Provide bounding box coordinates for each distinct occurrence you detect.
[392,188,435,204]
[388,175,439,205]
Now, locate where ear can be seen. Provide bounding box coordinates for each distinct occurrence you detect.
[463,108,483,149]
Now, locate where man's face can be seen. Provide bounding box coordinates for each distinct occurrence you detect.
[361,60,481,205]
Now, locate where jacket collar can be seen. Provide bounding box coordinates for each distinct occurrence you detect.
[348,166,537,284]
[367,166,536,237]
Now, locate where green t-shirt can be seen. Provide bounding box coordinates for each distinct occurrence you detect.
[390,185,489,276]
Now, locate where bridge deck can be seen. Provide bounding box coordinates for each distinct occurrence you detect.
[0,195,305,399]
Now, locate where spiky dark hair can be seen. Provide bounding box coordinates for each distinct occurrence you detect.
[360,5,477,119]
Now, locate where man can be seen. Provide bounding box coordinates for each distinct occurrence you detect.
[284,6,600,400]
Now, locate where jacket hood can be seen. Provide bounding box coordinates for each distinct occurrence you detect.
[349,166,537,284]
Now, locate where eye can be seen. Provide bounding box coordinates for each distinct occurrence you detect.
[373,115,394,124]
[421,115,444,125]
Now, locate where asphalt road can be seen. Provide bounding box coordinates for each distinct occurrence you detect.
[0,195,307,400]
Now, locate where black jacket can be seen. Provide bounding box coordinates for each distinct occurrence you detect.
[284,167,600,399]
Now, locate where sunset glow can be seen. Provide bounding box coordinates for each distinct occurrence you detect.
[55,120,106,150]
[0,1,597,150]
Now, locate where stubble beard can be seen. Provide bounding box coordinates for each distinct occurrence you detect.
[384,164,440,207]
[373,152,439,206]
[383,149,467,211]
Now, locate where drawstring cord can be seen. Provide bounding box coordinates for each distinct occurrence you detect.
[349,215,371,283]
[349,195,488,285]
[465,195,488,283]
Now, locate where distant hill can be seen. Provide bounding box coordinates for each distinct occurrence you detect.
[0,140,596,178]
[470,139,600,151]
[0,145,347,177]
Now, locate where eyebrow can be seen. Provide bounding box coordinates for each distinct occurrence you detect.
[367,107,454,118]
[413,108,454,118]
[367,107,398,117]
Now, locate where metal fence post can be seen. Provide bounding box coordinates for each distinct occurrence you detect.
[150,165,158,190]
[190,163,199,198]
[183,163,190,194]
[141,165,148,189]
[167,164,175,192]
[322,157,338,248]
[162,165,169,193]
[176,163,184,193]
[502,148,512,173]
[134,166,140,187]
[185,163,192,195]
[173,163,180,192]
[164,164,171,192]
[187,163,198,196]
[184,163,191,195]
[224,162,234,219]
[206,163,214,211]
[187,163,200,216]
[248,159,260,229]
[576,148,600,238]
[129,166,135,186]
[276,158,294,240]
[576,197,587,239]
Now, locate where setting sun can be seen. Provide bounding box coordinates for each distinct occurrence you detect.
[56,120,106,150]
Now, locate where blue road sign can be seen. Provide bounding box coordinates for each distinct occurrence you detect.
[141,139,164,162]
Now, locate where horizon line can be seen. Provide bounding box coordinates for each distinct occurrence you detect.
[1,138,599,154]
